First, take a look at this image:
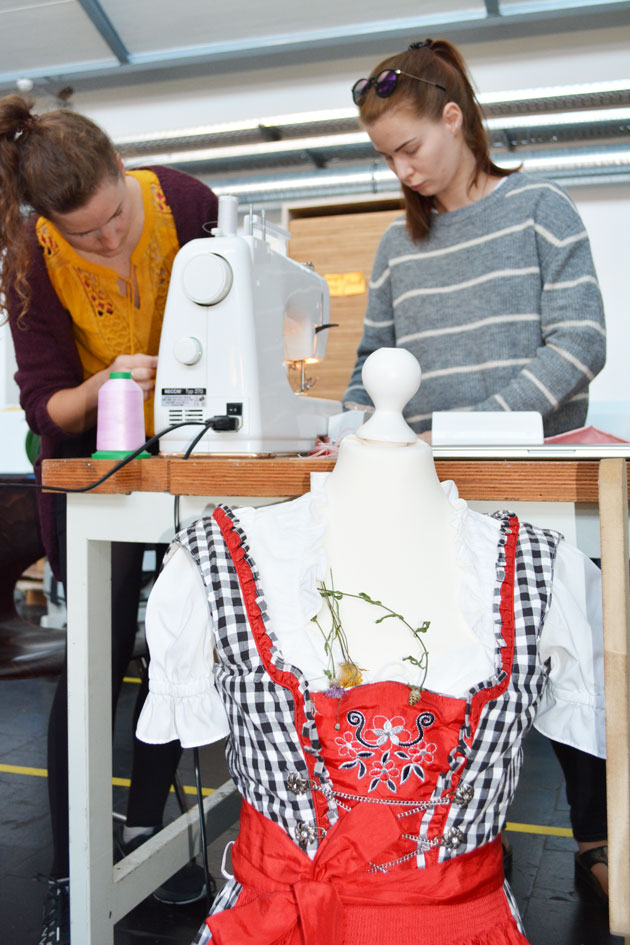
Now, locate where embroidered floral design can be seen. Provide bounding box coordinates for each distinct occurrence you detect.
[365,715,412,746]
[335,731,361,758]
[79,271,116,318]
[336,731,374,778]
[409,742,437,766]
[398,741,437,785]
[347,709,435,749]
[368,751,400,793]
[335,711,437,791]
[37,222,60,258]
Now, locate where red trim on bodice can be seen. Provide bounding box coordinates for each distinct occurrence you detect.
[213,506,329,828]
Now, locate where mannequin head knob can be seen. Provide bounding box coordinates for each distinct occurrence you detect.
[356,348,420,444]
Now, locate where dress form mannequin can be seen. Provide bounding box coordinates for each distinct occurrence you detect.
[320,348,483,689]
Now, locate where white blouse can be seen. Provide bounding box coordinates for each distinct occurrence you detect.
[136,481,605,758]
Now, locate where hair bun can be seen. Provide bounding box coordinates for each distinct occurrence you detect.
[0,94,37,142]
[408,39,432,50]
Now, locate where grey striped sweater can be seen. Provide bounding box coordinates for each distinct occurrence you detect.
[343,172,606,436]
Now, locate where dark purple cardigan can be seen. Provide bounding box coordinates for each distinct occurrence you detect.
[8,166,219,579]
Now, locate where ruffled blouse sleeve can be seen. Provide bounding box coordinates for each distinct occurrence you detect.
[135,544,229,749]
[534,541,605,758]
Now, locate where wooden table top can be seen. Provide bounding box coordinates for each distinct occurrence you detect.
[41,454,628,503]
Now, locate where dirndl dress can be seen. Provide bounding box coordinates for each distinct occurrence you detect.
[174,502,561,945]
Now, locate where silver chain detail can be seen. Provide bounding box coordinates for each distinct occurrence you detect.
[287,773,470,856]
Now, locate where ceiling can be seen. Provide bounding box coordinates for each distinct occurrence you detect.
[1,1,629,204]
[1,0,629,92]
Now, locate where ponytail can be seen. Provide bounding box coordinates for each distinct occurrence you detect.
[0,94,120,325]
[0,96,36,325]
[356,39,515,242]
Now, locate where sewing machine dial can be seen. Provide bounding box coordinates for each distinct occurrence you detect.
[182,252,233,306]
[173,336,202,365]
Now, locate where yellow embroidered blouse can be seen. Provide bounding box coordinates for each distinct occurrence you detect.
[35,169,180,433]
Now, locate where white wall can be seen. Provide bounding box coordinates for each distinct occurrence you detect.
[0,318,31,473]
[568,185,630,434]
[0,317,20,407]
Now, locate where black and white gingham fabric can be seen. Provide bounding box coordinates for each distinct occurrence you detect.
[181,504,560,936]
[176,507,338,917]
[435,513,560,860]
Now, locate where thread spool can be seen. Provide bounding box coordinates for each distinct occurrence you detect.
[92,371,150,459]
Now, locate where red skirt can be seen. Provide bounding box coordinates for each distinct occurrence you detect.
[207,800,529,945]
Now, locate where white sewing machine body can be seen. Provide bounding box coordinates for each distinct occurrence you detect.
[155,196,339,455]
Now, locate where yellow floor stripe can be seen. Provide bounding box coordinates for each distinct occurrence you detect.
[505,821,573,837]
[0,763,213,796]
[0,762,47,778]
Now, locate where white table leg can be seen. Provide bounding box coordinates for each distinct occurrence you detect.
[64,491,249,943]
[66,521,114,944]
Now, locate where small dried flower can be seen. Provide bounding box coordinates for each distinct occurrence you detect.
[338,661,363,688]
[324,683,345,699]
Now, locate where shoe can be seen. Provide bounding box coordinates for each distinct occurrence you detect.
[154,859,214,905]
[37,875,69,945]
[574,844,608,903]
[114,824,213,906]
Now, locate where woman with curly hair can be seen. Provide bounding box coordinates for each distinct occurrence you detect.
[0,94,219,944]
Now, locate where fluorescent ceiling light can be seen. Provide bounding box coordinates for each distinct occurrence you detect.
[479,80,630,106]
[498,146,630,171]
[116,82,630,153]
[124,131,370,167]
[500,0,626,15]
[116,108,358,147]
[485,107,630,131]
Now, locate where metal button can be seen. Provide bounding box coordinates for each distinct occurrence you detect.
[286,772,310,795]
[294,820,319,846]
[442,827,464,850]
[452,783,474,806]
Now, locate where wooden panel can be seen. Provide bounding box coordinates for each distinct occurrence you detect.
[288,207,402,401]
[598,459,630,935]
[168,457,335,497]
[42,458,170,494]
[435,460,603,503]
[41,456,628,504]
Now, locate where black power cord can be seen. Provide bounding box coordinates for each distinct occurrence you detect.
[0,415,238,495]
[170,418,230,908]
[171,415,232,533]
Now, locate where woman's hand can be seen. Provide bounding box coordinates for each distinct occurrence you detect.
[109,353,158,401]
[417,431,432,445]
[46,352,158,433]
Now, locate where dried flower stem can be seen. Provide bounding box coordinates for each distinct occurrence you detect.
[312,573,430,693]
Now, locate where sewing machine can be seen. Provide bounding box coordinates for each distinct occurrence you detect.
[155,195,340,455]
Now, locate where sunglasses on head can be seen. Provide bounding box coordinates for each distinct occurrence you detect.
[352,69,446,106]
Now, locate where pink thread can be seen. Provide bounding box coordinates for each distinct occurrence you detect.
[96,371,146,452]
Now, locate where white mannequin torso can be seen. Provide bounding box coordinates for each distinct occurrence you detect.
[314,433,481,686]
